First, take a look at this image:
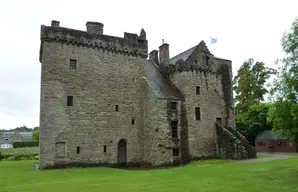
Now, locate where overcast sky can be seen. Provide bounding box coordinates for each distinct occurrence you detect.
[0,0,297,130]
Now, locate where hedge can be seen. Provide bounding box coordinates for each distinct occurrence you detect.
[13,141,39,148]
[0,154,39,161]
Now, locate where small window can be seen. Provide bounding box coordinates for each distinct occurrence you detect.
[173,148,179,157]
[195,107,201,120]
[70,59,77,69]
[216,117,222,125]
[196,86,200,95]
[171,102,177,110]
[104,145,107,152]
[67,96,73,106]
[76,146,80,154]
[115,105,119,111]
[257,142,265,146]
[171,121,178,138]
[132,119,135,125]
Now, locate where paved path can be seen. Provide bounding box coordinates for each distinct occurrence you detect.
[236,153,297,164]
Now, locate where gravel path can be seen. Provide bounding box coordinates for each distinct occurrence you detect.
[236,153,297,164]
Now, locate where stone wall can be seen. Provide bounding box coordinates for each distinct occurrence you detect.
[170,70,224,159]
[39,38,147,169]
[225,126,256,158]
[215,123,248,159]
[143,87,176,166]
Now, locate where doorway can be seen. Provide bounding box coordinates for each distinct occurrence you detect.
[118,139,127,167]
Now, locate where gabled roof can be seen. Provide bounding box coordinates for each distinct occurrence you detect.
[169,40,212,64]
[144,60,184,101]
[255,130,288,140]
[169,46,196,64]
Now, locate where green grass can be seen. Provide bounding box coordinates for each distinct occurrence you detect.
[0,147,39,155]
[1,158,298,192]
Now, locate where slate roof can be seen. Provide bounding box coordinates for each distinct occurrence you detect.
[255,130,288,140]
[169,40,216,64]
[144,60,184,101]
[169,46,196,64]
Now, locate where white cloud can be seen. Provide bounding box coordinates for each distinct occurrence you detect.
[0,0,297,129]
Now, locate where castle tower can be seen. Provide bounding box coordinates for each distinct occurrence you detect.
[167,41,235,160]
[39,20,148,169]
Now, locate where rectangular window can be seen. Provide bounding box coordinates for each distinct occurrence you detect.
[104,145,107,152]
[171,121,178,138]
[258,142,265,146]
[171,102,177,110]
[196,86,200,95]
[70,59,77,69]
[195,107,201,120]
[76,146,80,154]
[216,117,222,125]
[67,96,73,106]
[173,148,179,157]
[115,105,119,111]
[132,119,135,125]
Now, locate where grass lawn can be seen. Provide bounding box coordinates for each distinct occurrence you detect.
[1,158,298,192]
[0,147,39,155]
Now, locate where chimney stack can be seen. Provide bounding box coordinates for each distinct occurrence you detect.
[51,20,60,27]
[149,50,159,65]
[159,43,169,66]
[86,21,104,35]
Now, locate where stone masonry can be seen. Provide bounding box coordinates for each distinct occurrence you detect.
[38,20,256,169]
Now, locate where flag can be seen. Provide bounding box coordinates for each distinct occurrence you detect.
[210,37,217,44]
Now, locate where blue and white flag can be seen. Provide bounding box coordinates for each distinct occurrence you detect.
[210,37,217,44]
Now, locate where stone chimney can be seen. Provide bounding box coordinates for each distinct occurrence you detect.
[159,42,169,66]
[51,20,60,27]
[86,22,104,35]
[149,50,159,65]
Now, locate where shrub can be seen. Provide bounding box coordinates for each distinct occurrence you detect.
[13,141,39,148]
[34,155,39,160]
[1,154,37,161]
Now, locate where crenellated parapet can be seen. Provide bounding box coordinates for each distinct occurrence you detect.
[166,56,232,76]
[40,20,148,63]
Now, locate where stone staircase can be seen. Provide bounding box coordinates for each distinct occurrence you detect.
[215,122,256,160]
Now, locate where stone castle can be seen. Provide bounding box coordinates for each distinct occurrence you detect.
[38,20,256,169]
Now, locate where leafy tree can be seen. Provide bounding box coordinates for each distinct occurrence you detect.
[269,17,298,143]
[236,103,272,145]
[233,59,276,114]
[32,127,40,141]
[233,58,276,144]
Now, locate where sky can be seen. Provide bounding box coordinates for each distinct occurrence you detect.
[0,0,297,130]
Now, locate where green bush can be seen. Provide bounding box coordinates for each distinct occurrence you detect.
[13,141,39,148]
[34,155,39,160]
[1,154,37,161]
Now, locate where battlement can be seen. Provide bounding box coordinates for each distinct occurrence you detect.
[40,20,148,60]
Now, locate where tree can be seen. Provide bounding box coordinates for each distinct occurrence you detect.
[233,59,275,144]
[236,103,272,145]
[233,59,276,114]
[32,127,40,141]
[269,17,298,143]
